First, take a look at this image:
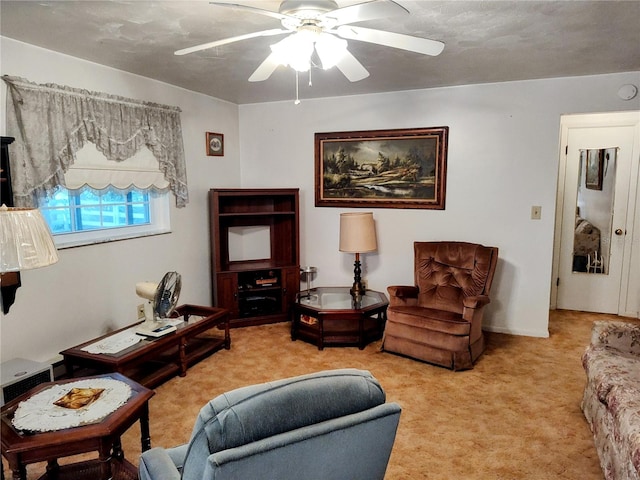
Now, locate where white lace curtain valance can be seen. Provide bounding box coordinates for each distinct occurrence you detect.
[2,75,188,207]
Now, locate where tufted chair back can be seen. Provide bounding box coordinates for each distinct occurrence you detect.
[414,241,498,313]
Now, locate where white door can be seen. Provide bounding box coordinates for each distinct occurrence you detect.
[555,113,639,314]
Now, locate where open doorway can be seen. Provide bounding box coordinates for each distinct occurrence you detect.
[551,111,640,317]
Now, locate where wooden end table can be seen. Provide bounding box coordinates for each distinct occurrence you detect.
[1,373,154,480]
[61,304,230,388]
[290,287,388,350]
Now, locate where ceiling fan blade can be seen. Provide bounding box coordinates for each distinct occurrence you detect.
[334,49,370,82]
[174,29,287,56]
[209,2,295,22]
[336,25,445,56]
[248,53,281,82]
[319,0,408,27]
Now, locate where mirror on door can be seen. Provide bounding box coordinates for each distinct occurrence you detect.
[572,148,617,274]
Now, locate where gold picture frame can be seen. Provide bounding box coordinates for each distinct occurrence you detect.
[315,127,448,209]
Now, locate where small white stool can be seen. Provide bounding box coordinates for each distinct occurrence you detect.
[587,251,604,273]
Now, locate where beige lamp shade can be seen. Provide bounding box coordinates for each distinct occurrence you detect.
[0,205,59,272]
[339,212,377,253]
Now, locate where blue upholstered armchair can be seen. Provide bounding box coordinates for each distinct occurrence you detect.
[138,369,402,480]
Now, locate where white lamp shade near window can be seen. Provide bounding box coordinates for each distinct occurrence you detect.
[339,212,377,253]
[0,206,59,272]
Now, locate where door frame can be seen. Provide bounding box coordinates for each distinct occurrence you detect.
[551,111,640,316]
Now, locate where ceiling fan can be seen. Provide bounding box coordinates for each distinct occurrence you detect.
[175,0,445,83]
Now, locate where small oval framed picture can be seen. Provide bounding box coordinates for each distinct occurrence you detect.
[206,132,224,156]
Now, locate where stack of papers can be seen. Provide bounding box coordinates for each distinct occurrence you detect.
[82,327,142,354]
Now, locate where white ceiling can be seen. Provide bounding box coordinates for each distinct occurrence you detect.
[1,1,639,105]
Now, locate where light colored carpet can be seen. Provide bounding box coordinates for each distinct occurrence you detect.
[9,309,626,479]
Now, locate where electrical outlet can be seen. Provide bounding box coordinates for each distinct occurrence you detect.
[137,304,145,320]
[531,206,542,220]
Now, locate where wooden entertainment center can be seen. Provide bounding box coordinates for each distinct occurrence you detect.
[209,188,300,327]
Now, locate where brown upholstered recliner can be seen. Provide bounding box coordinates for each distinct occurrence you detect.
[382,241,498,370]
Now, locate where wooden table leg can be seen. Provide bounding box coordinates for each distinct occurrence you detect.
[63,358,75,378]
[318,315,324,350]
[112,438,124,461]
[45,460,59,477]
[178,338,188,377]
[223,320,231,349]
[10,464,25,480]
[98,442,112,480]
[290,307,298,341]
[140,402,152,452]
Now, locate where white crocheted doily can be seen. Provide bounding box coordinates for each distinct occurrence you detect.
[12,378,132,432]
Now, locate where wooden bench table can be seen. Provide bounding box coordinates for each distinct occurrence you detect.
[61,304,230,388]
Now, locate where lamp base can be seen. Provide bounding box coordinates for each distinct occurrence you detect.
[350,253,366,298]
[350,281,366,298]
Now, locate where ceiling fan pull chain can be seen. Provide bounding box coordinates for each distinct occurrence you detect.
[295,70,301,105]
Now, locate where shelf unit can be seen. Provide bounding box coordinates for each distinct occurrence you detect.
[209,188,300,327]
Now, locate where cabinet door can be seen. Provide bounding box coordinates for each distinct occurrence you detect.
[281,267,300,315]
[216,273,239,318]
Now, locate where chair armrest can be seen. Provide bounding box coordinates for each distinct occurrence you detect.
[462,295,490,322]
[139,447,182,480]
[387,286,419,298]
[590,321,640,356]
[463,295,491,309]
[387,286,419,308]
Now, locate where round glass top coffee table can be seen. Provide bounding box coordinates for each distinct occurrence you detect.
[291,286,388,350]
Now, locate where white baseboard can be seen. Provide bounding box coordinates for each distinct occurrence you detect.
[483,324,550,338]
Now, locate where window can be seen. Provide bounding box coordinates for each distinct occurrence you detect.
[35,143,172,248]
[39,187,170,248]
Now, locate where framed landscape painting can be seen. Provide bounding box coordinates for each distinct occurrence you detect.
[315,127,448,209]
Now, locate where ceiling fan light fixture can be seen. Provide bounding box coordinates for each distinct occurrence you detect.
[188,0,444,85]
[270,29,317,72]
[315,33,348,70]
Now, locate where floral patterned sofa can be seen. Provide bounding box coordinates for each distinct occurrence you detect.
[581,321,640,479]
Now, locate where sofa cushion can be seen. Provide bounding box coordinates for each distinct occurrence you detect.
[181,369,386,480]
[387,306,470,335]
[583,346,640,404]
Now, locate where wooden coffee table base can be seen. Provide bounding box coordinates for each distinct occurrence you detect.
[291,287,388,350]
[1,374,154,480]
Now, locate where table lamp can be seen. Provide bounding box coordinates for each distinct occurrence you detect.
[0,205,59,311]
[339,212,377,297]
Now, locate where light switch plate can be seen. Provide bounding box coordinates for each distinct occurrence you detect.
[531,206,542,220]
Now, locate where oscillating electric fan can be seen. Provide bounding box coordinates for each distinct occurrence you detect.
[135,271,182,337]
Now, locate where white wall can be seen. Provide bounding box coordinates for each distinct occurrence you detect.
[0,38,241,363]
[239,72,640,338]
[1,35,638,362]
